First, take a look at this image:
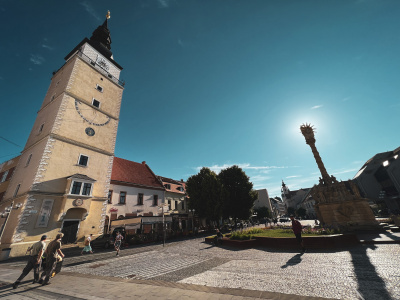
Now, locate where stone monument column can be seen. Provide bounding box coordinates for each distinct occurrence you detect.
[300,123,378,230]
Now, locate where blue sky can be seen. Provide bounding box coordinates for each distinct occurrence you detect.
[0,0,399,197]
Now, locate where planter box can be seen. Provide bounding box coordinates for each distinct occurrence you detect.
[204,237,258,248]
[256,234,359,249]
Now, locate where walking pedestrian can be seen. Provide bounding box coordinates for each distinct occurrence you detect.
[12,235,47,289]
[39,233,65,285]
[81,234,94,255]
[290,215,306,253]
[214,229,223,246]
[114,231,123,256]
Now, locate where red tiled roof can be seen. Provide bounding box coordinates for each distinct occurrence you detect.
[111,157,164,189]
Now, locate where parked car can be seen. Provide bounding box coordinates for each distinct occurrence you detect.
[279,218,289,223]
[90,234,114,249]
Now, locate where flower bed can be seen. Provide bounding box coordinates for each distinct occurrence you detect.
[205,228,360,249]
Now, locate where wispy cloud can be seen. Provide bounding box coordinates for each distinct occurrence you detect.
[80,1,101,21]
[311,105,323,110]
[195,163,287,173]
[286,175,300,178]
[158,0,170,8]
[342,97,351,102]
[331,168,359,176]
[42,44,54,51]
[30,54,45,65]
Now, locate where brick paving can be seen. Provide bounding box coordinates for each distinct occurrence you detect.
[0,236,399,299]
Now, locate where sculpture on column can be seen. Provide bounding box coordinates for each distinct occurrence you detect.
[300,123,378,230]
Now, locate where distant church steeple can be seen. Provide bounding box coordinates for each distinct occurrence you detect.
[281,180,291,200]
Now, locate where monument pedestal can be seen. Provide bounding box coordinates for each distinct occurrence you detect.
[312,180,380,231]
[316,200,379,231]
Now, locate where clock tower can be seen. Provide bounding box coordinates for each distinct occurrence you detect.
[1,12,124,255]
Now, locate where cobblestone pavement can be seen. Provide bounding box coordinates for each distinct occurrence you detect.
[2,237,400,300]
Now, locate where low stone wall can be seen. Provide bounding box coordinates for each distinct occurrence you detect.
[205,234,359,249]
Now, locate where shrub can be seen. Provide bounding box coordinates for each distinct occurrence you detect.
[230,228,264,240]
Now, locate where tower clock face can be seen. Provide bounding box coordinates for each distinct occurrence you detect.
[85,127,95,136]
[75,100,110,126]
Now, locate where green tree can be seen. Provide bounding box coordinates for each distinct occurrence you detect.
[254,207,271,220]
[296,207,307,219]
[186,167,223,222]
[219,165,257,221]
[287,207,296,216]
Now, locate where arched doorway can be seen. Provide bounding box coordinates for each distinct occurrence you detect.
[61,208,87,244]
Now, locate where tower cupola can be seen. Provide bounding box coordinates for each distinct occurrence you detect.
[89,11,113,59]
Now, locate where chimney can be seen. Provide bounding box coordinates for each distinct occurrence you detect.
[142,161,146,165]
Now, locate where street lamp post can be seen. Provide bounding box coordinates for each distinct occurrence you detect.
[158,203,167,247]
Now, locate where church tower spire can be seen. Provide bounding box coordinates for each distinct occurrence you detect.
[90,11,113,59]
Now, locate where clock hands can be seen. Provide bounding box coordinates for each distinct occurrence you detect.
[75,100,110,126]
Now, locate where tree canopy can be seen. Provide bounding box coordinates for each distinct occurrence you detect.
[186,165,257,223]
[219,165,257,221]
[254,206,271,220]
[186,167,222,222]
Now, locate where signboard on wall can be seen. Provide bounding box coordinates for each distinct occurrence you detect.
[36,199,54,228]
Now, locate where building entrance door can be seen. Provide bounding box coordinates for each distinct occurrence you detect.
[61,220,80,244]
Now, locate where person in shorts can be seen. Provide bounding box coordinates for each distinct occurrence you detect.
[290,215,306,253]
[39,233,65,285]
[81,234,94,255]
[114,231,123,256]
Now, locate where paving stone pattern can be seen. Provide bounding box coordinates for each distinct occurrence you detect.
[3,237,400,300]
[64,250,213,280]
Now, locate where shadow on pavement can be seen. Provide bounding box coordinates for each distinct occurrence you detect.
[0,280,41,298]
[281,253,304,269]
[349,245,392,300]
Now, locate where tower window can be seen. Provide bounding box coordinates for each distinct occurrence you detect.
[96,84,103,93]
[70,181,92,196]
[92,98,101,108]
[78,155,89,167]
[82,183,92,195]
[153,195,158,206]
[14,184,21,197]
[39,123,44,133]
[1,171,9,183]
[26,154,32,166]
